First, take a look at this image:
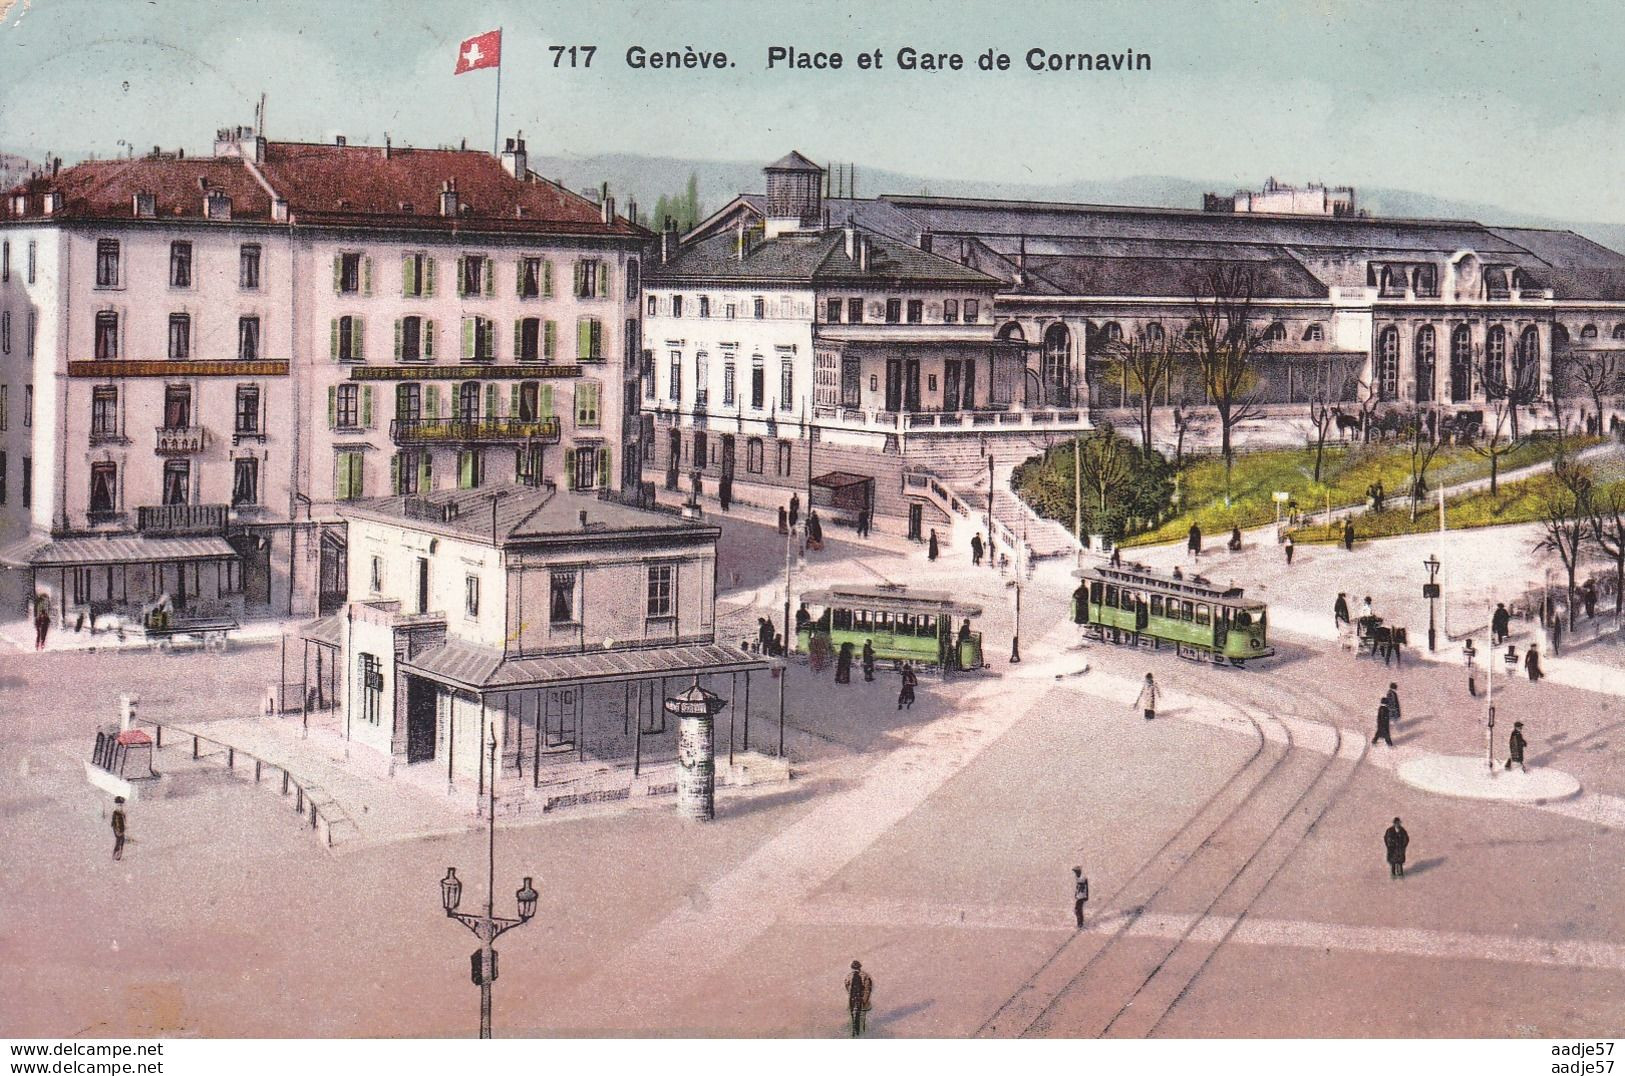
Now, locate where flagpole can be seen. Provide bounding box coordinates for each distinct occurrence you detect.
[492,29,503,156]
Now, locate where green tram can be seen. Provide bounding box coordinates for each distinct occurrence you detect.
[1072,564,1273,666]
[795,584,985,671]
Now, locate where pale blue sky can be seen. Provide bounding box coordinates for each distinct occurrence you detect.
[2,0,1621,221]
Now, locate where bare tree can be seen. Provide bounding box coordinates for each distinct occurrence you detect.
[1536,453,1594,631]
[1105,329,1182,456]
[1482,343,1542,441]
[1470,355,1526,495]
[1405,408,1445,521]
[1569,350,1621,435]
[1591,485,1625,622]
[1189,264,1270,504]
[1076,420,1134,523]
[1307,392,1337,484]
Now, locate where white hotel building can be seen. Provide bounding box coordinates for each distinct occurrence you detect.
[0,129,646,619]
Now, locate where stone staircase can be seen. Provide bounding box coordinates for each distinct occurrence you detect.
[903,432,1082,562]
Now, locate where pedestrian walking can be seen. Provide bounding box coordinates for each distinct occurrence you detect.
[32,592,50,651]
[1187,522,1202,561]
[897,662,917,710]
[1506,721,1527,772]
[1283,534,1295,566]
[1334,592,1351,629]
[1372,697,1394,747]
[1343,519,1356,551]
[956,619,973,668]
[970,532,984,566]
[845,961,874,1038]
[1492,602,1511,644]
[1384,817,1409,878]
[1227,525,1243,552]
[777,505,789,535]
[1583,580,1598,619]
[857,508,871,538]
[1171,566,1183,580]
[1383,682,1401,725]
[1550,617,1562,657]
[835,641,853,684]
[806,510,824,551]
[719,475,733,512]
[1525,642,1544,682]
[789,494,801,532]
[758,616,774,654]
[1133,672,1160,721]
[1072,581,1091,625]
[1110,544,1123,568]
[927,529,940,562]
[111,796,127,861]
[862,640,876,683]
[1072,866,1090,929]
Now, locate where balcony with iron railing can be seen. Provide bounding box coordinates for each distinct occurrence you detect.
[389,415,561,445]
[154,425,207,455]
[137,503,229,535]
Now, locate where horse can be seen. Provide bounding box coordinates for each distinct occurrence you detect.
[1332,406,1363,440]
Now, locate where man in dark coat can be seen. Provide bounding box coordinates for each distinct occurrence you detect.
[758,617,774,653]
[1506,721,1527,772]
[1384,817,1409,878]
[1187,522,1202,560]
[1110,544,1123,568]
[856,508,871,538]
[970,532,984,566]
[1343,519,1356,551]
[1492,602,1511,644]
[1525,643,1543,682]
[845,961,874,1037]
[897,663,917,710]
[32,593,50,651]
[789,493,801,531]
[719,475,733,512]
[1072,866,1090,929]
[834,641,853,684]
[861,640,875,683]
[807,510,823,548]
[1372,697,1394,747]
[1383,683,1401,725]
[1334,592,1351,630]
[927,529,940,561]
[1073,582,1090,625]
[111,796,127,861]
[777,506,789,535]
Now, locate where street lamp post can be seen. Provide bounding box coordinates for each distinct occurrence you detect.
[1423,554,1441,652]
[1485,628,1497,773]
[779,526,792,757]
[439,728,538,1039]
[1463,637,1477,697]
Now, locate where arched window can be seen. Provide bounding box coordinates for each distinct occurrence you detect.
[1264,321,1287,342]
[1042,323,1071,392]
[1141,321,1164,346]
[996,321,1026,343]
[1413,265,1438,298]
[1613,323,1625,341]
[1553,324,1569,347]
[1377,326,1399,400]
[1486,326,1507,388]
[1379,267,1403,297]
[1302,323,1325,343]
[1100,321,1123,344]
[1581,324,1598,340]
[1414,325,1436,402]
[1514,325,1540,395]
[1449,325,1472,403]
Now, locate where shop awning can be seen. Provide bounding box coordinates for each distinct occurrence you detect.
[402,639,769,693]
[811,471,872,491]
[0,534,237,568]
[297,614,346,648]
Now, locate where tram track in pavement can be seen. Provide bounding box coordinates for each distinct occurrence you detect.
[978,658,1367,1038]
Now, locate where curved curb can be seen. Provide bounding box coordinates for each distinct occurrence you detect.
[1396,753,1581,802]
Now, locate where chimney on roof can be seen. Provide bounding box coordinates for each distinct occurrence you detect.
[627,197,638,225]
[383,134,391,160]
[132,192,156,219]
[601,195,615,224]
[214,125,261,161]
[844,222,855,261]
[858,236,871,272]
[660,215,679,264]
[52,157,61,176]
[439,179,458,218]
[334,134,347,147]
[919,230,933,254]
[500,134,527,178]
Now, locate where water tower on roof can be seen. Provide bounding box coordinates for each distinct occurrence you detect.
[764,151,825,236]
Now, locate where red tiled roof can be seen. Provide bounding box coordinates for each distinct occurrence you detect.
[3,140,647,239]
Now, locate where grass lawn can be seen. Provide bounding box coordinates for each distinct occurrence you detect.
[1288,470,1625,543]
[1118,436,1598,548]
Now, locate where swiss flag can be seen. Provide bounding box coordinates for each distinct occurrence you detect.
[454,29,501,74]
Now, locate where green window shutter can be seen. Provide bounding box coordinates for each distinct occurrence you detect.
[363,256,373,296]
[509,384,520,417]
[424,320,436,360]
[419,451,432,491]
[425,257,437,297]
[542,261,553,298]
[481,319,494,359]
[458,451,474,489]
[573,262,585,297]
[564,448,575,490]
[544,321,556,361]
[576,319,590,360]
[336,454,351,500]
[597,263,609,298]
[353,455,364,498]
[462,318,474,359]
[541,384,554,420]
[332,254,341,294]
[402,255,414,297]
[513,319,523,358]
[425,384,440,418]
[352,317,364,361]
[390,454,400,493]
[591,319,601,358]
[516,259,525,297]
[483,259,494,297]
[598,445,612,488]
[327,386,337,429]
[394,318,403,360]
[362,385,374,428]
[485,384,498,419]
[330,318,339,361]
[456,256,466,297]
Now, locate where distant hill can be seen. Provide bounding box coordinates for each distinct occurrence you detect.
[531,151,1625,253]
